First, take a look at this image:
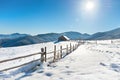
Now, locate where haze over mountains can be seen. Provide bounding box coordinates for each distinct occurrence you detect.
[0,28,120,47]
[88,28,120,40]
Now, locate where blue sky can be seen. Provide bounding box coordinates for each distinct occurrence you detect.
[0,0,120,35]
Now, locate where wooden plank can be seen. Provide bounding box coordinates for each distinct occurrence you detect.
[60,46,62,58]
[47,48,67,55]
[0,59,40,72]
[0,52,42,63]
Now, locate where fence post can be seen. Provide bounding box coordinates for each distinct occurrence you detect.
[73,45,74,51]
[41,48,44,63]
[44,47,47,62]
[57,49,59,60]
[60,46,62,59]
[53,45,56,62]
[66,45,68,54]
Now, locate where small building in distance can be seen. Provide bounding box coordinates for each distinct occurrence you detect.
[58,35,70,41]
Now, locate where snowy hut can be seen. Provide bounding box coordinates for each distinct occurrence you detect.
[58,35,69,41]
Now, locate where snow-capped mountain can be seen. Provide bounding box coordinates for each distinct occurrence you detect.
[0,32,89,47]
[0,27,120,47]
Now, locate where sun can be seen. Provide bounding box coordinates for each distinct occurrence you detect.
[77,0,99,17]
[85,1,95,11]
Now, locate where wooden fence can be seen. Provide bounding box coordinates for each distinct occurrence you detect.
[0,41,81,72]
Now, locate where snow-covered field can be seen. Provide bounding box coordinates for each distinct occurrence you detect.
[0,41,78,79]
[0,39,120,80]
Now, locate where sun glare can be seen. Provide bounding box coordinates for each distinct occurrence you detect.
[77,0,99,19]
[85,1,95,11]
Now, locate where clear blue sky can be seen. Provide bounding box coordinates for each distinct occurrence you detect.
[0,0,120,35]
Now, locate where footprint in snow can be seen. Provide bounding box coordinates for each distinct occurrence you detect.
[105,51,108,53]
[62,70,74,75]
[37,70,44,73]
[65,66,69,68]
[45,72,53,77]
[116,52,120,55]
[110,63,120,72]
[59,77,64,80]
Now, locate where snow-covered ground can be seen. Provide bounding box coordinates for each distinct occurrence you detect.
[0,41,77,79]
[0,40,120,80]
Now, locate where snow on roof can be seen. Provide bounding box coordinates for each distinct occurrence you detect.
[58,35,70,41]
[62,35,70,40]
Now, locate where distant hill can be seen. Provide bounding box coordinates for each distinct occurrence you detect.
[0,33,29,39]
[0,28,120,47]
[0,32,89,47]
[88,28,120,40]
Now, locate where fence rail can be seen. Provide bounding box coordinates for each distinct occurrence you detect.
[0,41,81,72]
[0,52,42,63]
[0,59,40,72]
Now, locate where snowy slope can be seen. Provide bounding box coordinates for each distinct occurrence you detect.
[1,40,120,80]
[0,41,77,79]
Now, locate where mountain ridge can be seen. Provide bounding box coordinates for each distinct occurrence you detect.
[88,28,120,40]
[0,33,29,40]
[0,31,89,47]
[0,28,120,47]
